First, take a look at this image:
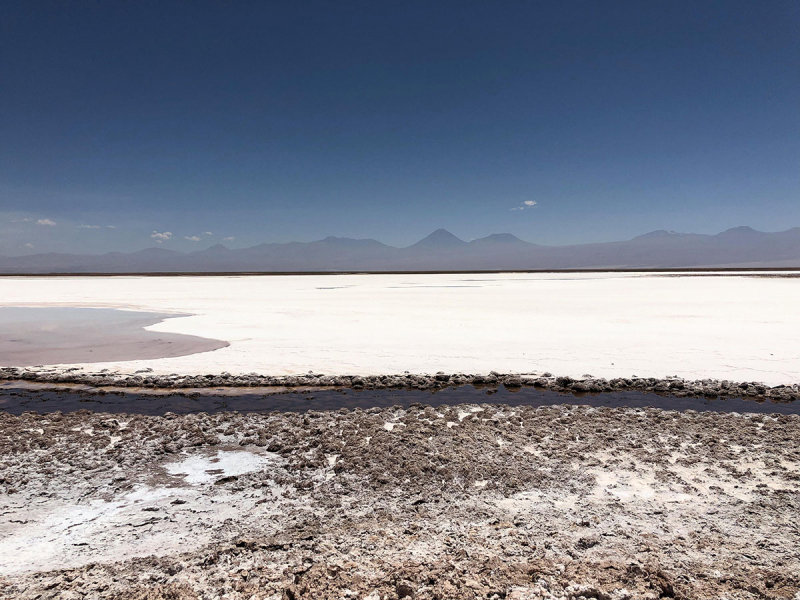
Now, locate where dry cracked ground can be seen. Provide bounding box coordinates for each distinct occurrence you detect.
[1,404,799,600]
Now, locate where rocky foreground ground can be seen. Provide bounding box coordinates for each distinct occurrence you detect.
[1,403,799,599]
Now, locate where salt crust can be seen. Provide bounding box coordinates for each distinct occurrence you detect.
[1,272,799,384]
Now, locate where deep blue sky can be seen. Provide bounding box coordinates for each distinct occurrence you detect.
[1,1,798,254]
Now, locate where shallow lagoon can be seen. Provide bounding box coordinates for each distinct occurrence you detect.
[0,306,227,366]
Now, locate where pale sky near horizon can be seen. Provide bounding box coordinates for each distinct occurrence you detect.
[1,1,798,255]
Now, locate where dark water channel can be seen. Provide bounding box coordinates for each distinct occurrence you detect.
[1,383,797,416]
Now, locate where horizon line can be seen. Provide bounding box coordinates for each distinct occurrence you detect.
[5,224,800,258]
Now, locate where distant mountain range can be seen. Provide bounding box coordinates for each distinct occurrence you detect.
[2,226,800,273]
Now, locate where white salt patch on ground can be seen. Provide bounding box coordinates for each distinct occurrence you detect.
[492,451,800,519]
[590,469,659,501]
[494,490,543,512]
[165,450,273,485]
[0,449,290,575]
[458,407,484,421]
[2,272,800,384]
[0,485,179,574]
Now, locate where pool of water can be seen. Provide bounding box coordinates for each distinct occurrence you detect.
[0,306,228,366]
[1,383,796,416]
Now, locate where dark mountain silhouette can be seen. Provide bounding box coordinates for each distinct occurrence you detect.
[470,233,529,245]
[197,244,232,255]
[406,228,469,251]
[1,226,799,273]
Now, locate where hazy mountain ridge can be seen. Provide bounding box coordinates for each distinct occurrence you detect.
[2,226,799,273]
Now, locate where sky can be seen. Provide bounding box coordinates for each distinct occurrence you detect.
[1,1,798,255]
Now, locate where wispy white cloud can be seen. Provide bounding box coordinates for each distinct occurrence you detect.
[24,243,34,249]
[510,200,538,211]
[107,225,116,229]
[203,231,213,236]
[151,231,172,242]
[13,218,33,223]
[184,235,201,242]
[78,224,101,229]
[222,236,235,241]
[36,218,56,226]
[524,200,537,206]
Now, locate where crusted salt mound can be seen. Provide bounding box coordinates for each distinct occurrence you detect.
[2,367,798,402]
